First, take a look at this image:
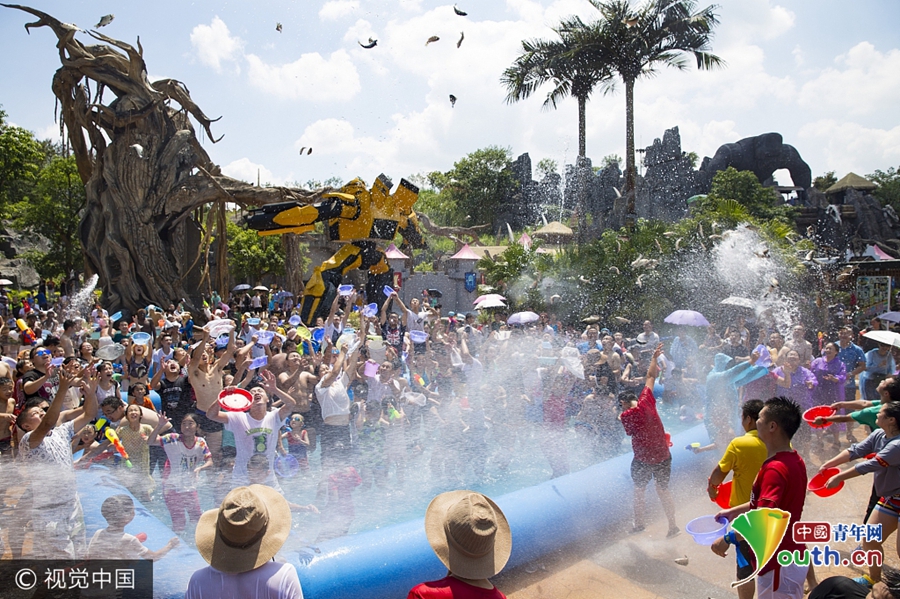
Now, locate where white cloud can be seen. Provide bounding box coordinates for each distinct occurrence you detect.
[798,119,900,175]
[799,43,900,117]
[35,123,64,144]
[792,45,804,67]
[717,0,795,42]
[319,0,358,21]
[222,157,283,186]
[245,50,361,101]
[190,17,243,72]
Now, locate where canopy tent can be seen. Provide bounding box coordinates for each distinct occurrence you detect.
[532,221,573,239]
[449,244,481,261]
[383,243,409,260]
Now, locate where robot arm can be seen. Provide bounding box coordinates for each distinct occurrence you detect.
[397,211,428,251]
[244,193,360,237]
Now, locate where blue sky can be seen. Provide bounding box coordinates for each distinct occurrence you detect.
[1,0,898,189]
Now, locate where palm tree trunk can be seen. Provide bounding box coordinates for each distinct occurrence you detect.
[624,77,636,225]
[578,95,586,157]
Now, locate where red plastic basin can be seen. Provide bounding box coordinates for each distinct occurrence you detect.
[808,467,843,497]
[803,406,836,429]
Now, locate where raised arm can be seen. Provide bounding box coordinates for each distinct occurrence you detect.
[26,366,70,448]
[71,367,99,432]
[644,343,663,389]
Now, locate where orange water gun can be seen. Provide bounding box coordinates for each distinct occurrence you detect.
[95,417,133,468]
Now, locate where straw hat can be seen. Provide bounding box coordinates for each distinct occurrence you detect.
[195,485,291,574]
[424,490,512,580]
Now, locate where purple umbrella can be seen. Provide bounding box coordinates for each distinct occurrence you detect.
[664,310,710,327]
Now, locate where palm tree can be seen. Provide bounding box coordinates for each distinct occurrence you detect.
[501,22,613,157]
[584,0,724,225]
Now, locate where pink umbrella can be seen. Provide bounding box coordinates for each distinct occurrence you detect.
[474,293,506,305]
[475,298,507,309]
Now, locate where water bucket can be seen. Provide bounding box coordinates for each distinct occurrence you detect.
[132,332,152,346]
[803,406,835,429]
[808,467,843,497]
[685,515,728,546]
[713,481,732,510]
[383,285,394,297]
[289,315,302,327]
[218,388,253,412]
[363,360,379,378]
[409,330,429,344]
[338,284,355,296]
[205,318,235,338]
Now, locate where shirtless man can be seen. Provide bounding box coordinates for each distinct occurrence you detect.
[59,319,78,358]
[189,329,236,465]
[278,350,318,450]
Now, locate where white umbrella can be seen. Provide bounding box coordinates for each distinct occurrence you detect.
[862,329,900,348]
[474,293,506,305]
[253,285,269,292]
[878,311,900,324]
[720,296,756,309]
[475,298,507,309]
[0,278,13,286]
[507,311,540,325]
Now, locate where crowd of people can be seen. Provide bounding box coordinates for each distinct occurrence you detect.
[4,283,900,598]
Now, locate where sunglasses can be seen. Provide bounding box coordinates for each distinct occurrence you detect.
[35,349,52,357]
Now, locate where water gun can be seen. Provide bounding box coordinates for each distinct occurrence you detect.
[387,405,401,420]
[412,373,427,388]
[16,319,36,346]
[94,418,132,468]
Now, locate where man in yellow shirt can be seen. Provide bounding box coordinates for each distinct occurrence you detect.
[707,399,767,599]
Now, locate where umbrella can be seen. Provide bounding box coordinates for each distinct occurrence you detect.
[862,330,900,348]
[0,278,13,286]
[475,298,506,309]
[473,293,506,305]
[279,291,294,297]
[232,284,251,292]
[878,311,900,324]
[253,285,269,292]
[507,311,539,325]
[720,296,756,309]
[664,310,710,327]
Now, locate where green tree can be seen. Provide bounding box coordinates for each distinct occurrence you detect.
[536,158,559,179]
[11,153,85,279]
[0,107,45,212]
[813,170,837,191]
[699,167,796,224]
[869,166,900,211]
[502,24,613,157]
[579,0,723,222]
[429,147,517,227]
[226,219,285,284]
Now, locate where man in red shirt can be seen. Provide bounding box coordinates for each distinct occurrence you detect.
[713,396,808,599]
[619,343,679,538]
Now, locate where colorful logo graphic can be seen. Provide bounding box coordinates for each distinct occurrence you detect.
[729,508,791,587]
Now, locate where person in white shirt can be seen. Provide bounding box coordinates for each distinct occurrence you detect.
[186,485,302,599]
[205,370,298,491]
[88,494,179,560]
[636,320,660,348]
[315,331,363,465]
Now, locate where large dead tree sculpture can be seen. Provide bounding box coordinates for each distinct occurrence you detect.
[4,4,323,315]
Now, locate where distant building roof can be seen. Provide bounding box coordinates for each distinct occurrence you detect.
[533,221,573,238]
[517,232,532,249]
[826,172,877,194]
[384,243,409,259]
[450,243,481,260]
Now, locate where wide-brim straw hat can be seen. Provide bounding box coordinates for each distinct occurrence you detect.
[195,485,291,574]
[424,490,512,580]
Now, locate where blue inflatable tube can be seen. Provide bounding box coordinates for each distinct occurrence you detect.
[287,423,713,599]
[80,424,713,599]
[77,466,207,598]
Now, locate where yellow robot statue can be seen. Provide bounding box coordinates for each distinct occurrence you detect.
[244,174,426,324]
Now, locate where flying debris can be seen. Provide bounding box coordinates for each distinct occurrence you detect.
[662,231,675,237]
[276,22,282,32]
[622,16,639,27]
[307,147,313,155]
[708,234,722,240]
[698,223,704,237]
[674,557,689,566]
[579,276,591,284]
[630,254,645,268]
[770,277,779,288]
[506,223,515,244]
[613,317,631,324]
[616,240,621,252]
[699,240,707,251]
[826,204,842,224]
[95,14,114,28]
[609,266,620,275]
[425,36,440,46]
[453,5,468,16]
[550,294,561,304]
[806,225,815,237]
[655,239,663,252]
[675,238,683,250]
[457,31,464,48]
[449,94,457,107]
[129,143,144,158]
[635,274,645,288]
[359,38,377,49]
[754,248,770,259]
[582,315,601,324]
[612,187,622,198]
[299,147,306,155]
[805,250,815,262]
[617,236,629,243]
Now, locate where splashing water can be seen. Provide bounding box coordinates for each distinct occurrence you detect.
[65,273,99,321]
